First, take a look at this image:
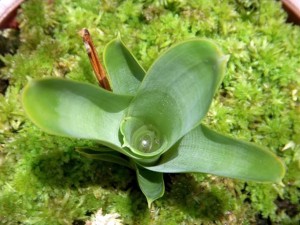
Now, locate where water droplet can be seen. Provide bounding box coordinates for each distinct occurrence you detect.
[132,124,162,153]
[138,134,153,152]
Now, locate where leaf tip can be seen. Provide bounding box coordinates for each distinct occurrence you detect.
[219,54,230,65]
[276,157,286,183]
[116,32,122,40]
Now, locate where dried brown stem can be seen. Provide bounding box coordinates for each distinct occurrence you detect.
[79,28,111,91]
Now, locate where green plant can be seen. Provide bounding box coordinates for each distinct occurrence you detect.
[22,36,285,206]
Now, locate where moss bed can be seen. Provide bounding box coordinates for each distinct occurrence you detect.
[0,0,299,224]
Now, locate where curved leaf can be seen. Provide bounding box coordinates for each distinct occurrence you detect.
[145,124,285,183]
[136,166,164,207]
[22,78,132,154]
[76,147,133,169]
[121,40,228,156]
[104,37,146,95]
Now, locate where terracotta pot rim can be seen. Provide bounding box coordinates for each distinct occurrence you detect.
[0,0,25,29]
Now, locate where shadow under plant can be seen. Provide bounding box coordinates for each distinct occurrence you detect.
[31,149,134,191]
[165,174,233,221]
[31,146,233,223]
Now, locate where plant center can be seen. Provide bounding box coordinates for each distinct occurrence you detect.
[132,125,162,153]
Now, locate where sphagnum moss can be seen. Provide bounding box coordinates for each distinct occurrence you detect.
[0,0,299,224]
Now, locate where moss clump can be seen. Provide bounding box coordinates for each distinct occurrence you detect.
[0,0,299,224]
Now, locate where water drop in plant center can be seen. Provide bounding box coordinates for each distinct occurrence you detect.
[132,124,162,153]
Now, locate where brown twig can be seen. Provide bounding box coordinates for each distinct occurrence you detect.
[79,28,111,91]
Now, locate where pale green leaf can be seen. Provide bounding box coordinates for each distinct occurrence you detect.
[121,40,228,157]
[22,78,132,154]
[104,37,145,95]
[145,124,285,182]
[136,166,165,207]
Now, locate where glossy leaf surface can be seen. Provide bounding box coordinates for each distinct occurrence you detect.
[104,38,145,95]
[146,124,285,182]
[136,166,164,207]
[121,40,228,157]
[22,79,132,153]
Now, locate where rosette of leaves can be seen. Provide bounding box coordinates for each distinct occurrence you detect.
[22,37,285,206]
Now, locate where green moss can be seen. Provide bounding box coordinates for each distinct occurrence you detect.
[0,0,299,224]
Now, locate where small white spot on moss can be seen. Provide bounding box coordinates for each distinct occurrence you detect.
[85,209,123,225]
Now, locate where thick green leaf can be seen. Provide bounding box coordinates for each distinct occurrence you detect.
[121,40,228,157]
[76,147,133,169]
[22,78,132,154]
[136,166,165,207]
[145,124,285,183]
[104,37,146,95]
